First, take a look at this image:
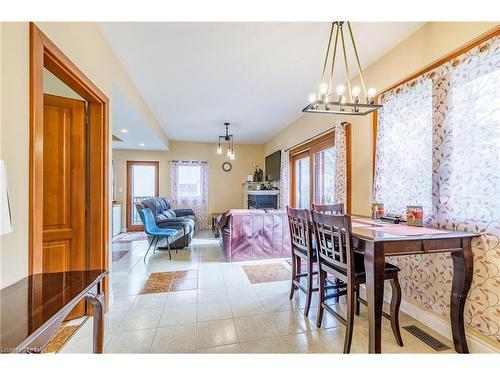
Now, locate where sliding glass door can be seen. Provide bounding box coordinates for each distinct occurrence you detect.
[126,161,159,231]
[290,133,338,209]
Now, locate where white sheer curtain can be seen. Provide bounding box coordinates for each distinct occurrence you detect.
[170,160,209,230]
[333,121,347,206]
[374,78,433,216]
[374,35,500,342]
[279,149,289,209]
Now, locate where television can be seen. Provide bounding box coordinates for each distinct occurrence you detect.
[265,150,281,181]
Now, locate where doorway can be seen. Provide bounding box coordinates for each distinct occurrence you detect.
[30,24,109,310]
[126,161,159,231]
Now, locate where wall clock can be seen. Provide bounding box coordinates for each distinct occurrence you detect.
[222,162,232,172]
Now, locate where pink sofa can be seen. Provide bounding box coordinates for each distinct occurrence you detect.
[216,209,291,262]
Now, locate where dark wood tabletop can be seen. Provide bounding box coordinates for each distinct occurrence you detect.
[0,269,108,353]
[350,216,478,242]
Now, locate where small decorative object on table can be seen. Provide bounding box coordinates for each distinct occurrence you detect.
[247,174,253,182]
[253,162,263,182]
[371,202,384,219]
[406,205,424,226]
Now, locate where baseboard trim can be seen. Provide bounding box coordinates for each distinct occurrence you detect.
[359,286,498,353]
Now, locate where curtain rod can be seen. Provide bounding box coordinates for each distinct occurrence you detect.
[170,160,208,164]
[284,121,348,152]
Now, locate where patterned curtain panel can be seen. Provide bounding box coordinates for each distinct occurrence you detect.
[334,121,347,205]
[170,160,210,230]
[374,35,500,342]
[279,149,289,209]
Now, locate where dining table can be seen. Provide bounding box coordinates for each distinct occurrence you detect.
[349,216,478,354]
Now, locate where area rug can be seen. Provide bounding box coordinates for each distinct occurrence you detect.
[285,258,319,273]
[112,250,129,262]
[243,263,290,284]
[140,270,199,294]
[112,232,148,243]
[42,324,80,353]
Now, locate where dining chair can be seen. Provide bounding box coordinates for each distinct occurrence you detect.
[286,207,318,316]
[312,203,344,215]
[137,207,178,263]
[311,210,404,353]
[312,203,346,306]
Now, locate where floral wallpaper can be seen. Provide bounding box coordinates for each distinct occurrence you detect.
[376,35,500,342]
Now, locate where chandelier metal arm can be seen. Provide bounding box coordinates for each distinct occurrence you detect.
[328,23,340,95]
[347,22,368,101]
[320,23,335,87]
[339,24,353,102]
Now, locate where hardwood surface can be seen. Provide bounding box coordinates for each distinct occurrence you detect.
[0,270,108,353]
[349,216,478,353]
[42,94,87,320]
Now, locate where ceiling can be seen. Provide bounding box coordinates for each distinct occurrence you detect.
[101,22,423,145]
[111,83,167,150]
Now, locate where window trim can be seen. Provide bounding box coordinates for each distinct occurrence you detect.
[372,26,500,176]
[289,125,352,212]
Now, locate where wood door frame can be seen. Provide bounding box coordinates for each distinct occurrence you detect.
[126,161,159,231]
[289,125,352,212]
[29,24,109,305]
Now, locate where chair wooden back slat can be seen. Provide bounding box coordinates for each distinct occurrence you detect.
[311,211,354,278]
[312,203,345,215]
[286,207,313,256]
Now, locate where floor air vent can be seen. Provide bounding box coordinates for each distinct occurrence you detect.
[403,325,451,352]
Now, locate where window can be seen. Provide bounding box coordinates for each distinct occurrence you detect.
[290,130,349,210]
[374,79,433,216]
[170,160,210,229]
[373,34,500,342]
[178,165,202,198]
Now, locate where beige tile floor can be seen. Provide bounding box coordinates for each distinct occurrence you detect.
[60,231,455,354]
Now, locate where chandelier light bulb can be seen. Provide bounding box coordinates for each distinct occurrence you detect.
[352,86,361,98]
[323,94,331,103]
[367,88,377,98]
[308,93,317,103]
[319,83,328,95]
[335,85,346,96]
[226,148,231,157]
[229,150,236,160]
[216,144,222,155]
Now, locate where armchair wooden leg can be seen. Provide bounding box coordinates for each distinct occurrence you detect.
[390,275,404,347]
[316,268,326,327]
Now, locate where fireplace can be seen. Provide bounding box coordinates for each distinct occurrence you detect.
[247,193,278,209]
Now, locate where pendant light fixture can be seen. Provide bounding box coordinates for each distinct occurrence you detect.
[303,22,382,116]
[216,122,235,160]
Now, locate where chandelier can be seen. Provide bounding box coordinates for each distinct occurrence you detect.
[303,22,382,116]
[216,122,235,160]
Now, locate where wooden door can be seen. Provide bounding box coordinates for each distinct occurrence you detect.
[42,94,86,319]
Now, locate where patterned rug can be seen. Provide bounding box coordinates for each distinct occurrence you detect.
[243,263,291,284]
[42,324,81,353]
[112,232,148,243]
[141,270,199,294]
